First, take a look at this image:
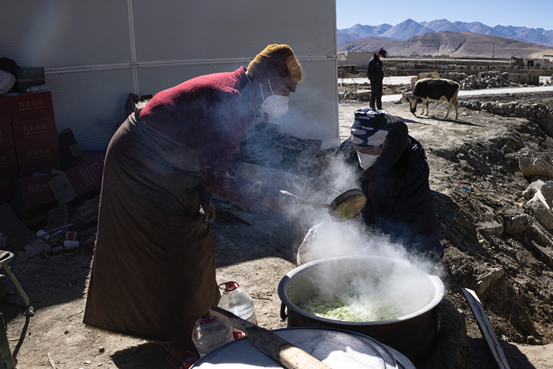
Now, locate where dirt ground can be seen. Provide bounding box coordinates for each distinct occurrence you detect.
[3,83,553,368]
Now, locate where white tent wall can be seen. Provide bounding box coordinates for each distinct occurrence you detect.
[0,0,340,151]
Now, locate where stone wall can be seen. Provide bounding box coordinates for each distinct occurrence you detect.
[344,54,553,77]
[460,100,553,136]
[383,59,553,78]
[459,71,540,89]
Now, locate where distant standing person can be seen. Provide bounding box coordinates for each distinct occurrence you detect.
[367,48,387,110]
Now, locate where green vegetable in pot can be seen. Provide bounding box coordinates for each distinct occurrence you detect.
[298,294,399,322]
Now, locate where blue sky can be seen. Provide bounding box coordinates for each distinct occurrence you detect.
[336,0,552,30]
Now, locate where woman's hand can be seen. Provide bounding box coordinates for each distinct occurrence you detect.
[201,201,216,222]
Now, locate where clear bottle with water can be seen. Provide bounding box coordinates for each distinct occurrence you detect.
[191,312,233,357]
[218,281,257,339]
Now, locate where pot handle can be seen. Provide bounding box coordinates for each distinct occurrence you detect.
[280,302,288,321]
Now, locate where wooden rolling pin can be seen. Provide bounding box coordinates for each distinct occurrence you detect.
[209,306,332,369]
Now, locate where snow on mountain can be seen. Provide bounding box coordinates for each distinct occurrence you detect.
[493,25,518,38]
[543,30,553,47]
[494,25,553,47]
[381,19,435,40]
[337,23,392,46]
[421,19,467,33]
[453,21,502,36]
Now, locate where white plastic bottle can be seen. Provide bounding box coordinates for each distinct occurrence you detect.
[218,281,257,339]
[191,312,233,357]
[26,85,51,94]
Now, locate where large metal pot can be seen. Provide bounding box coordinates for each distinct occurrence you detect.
[278,255,444,365]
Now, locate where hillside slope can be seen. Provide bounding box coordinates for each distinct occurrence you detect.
[338,31,553,58]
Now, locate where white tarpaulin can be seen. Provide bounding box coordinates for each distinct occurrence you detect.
[0,0,340,150]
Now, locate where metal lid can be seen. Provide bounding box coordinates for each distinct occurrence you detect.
[191,327,415,369]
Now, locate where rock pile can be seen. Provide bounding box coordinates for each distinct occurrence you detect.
[429,121,553,346]
[459,71,540,90]
[338,83,411,101]
[457,137,553,252]
[507,160,553,270]
[339,90,362,100]
[460,100,553,121]
[442,72,468,82]
[459,71,515,90]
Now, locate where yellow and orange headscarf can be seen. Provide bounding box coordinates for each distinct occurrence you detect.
[247,44,302,83]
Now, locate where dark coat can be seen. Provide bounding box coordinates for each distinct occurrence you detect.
[367,53,384,81]
[84,113,220,342]
[85,67,263,342]
[339,120,443,262]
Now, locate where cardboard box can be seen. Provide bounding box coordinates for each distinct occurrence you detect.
[0,173,17,199]
[17,67,45,94]
[13,174,57,206]
[15,138,60,172]
[0,123,14,147]
[0,147,18,175]
[18,166,60,177]
[48,155,104,206]
[0,97,10,124]
[12,173,58,219]
[11,116,57,146]
[58,128,82,164]
[8,92,54,122]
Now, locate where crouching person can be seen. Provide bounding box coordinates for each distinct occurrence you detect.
[339,108,443,265]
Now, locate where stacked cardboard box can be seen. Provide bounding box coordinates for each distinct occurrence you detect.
[0,97,17,204]
[8,92,60,175]
[5,92,61,217]
[11,173,58,219]
[49,155,104,206]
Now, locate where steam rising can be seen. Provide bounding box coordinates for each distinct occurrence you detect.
[280,153,442,319]
[291,256,439,322]
[291,154,437,271]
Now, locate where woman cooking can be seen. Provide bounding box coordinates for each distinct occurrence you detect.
[84,44,303,356]
[340,108,443,265]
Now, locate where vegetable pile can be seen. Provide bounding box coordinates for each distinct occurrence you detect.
[298,294,400,322]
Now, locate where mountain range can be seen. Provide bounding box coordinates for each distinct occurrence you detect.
[337,19,553,48]
[337,31,553,59]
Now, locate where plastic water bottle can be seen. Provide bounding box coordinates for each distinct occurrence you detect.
[26,85,50,94]
[218,281,257,339]
[191,312,233,357]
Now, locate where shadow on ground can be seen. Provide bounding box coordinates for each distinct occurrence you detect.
[467,337,536,368]
[1,250,93,322]
[111,342,175,369]
[416,115,484,127]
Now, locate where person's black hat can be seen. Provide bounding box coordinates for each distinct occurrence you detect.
[378,48,388,57]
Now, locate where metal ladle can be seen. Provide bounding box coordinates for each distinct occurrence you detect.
[304,188,367,222]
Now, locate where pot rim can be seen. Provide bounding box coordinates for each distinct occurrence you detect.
[278,255,444,326]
